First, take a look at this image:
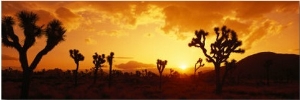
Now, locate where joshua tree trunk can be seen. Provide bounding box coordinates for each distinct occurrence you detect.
[194,64,197,80]
[93,67,99,84]
[159,73,162,90]
[20,69,33,98]
[109,65,112,87]
[214,63,222,94]
[75,63,79,86]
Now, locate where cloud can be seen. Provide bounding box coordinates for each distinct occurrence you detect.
[55,7,81,31]
[115,60,156,70]
[143,33,155,38]
[65,2,165,37]
[2,54,18,60]
[243,19,286,50]
[115,57,134,59]
[2,2,34,16]
[158,1,298,49]
[2,1,298,50]
[288,48,299,53]
[97,30,129,37]
[84,37,97,45]
[35,10,56,26]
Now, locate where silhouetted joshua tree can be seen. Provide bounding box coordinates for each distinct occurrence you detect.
[156,59,167,90]
[69,49,84,86]
[92,52,106,84]
[264,59,272,86]
[136,70,142,77]
[142,69,148,77]
[188,26,245,94]
[221,59,236,87]
[170,68,174,76]
[107,52,114,88]
[2,11,66,99]
[194,58,205,79]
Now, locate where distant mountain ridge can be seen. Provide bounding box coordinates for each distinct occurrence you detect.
[203,52,299,81]
[234,52,299,80]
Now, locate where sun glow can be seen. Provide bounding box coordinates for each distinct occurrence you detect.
[179,64,187,70]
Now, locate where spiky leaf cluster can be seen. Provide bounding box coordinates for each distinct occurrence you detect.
[107,52,114,66]
[93,52,106,69]
[195,58,205,71]
[157,59,167,74]
[69,49,84,64]
[189,26,245,64]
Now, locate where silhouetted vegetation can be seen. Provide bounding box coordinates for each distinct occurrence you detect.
[69,49,85,86]
[188,26,245,94]
[156,59,167,90]
[92,53,106,84]
[2,10,66,98]
[169,68,180,79]
[142,69,148,77]
[107,52,114,88]
[194,58,205,80]
[2,62,298,99]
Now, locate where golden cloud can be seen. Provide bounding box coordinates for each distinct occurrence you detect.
[97,30,129,37]
[2,54,18,60]
[2,1,298,50]
[85,37,97,45]
[55,7,81,31]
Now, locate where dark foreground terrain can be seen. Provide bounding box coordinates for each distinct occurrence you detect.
[2,52,299,99]
[2,68,299,99]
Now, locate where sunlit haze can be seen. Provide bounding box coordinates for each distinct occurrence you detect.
[1,1,299,74]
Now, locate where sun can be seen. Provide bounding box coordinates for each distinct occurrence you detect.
[179,64,187,70]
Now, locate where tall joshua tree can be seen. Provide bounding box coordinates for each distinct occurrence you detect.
[107,52,114,88]
[69,49,84,86]
[188,26,245,94]
[2,11,66,98]
[194,58,205,78]
[92,52,106,84]
[157,59,167,90]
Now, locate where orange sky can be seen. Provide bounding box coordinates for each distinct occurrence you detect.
[1,1,299,74]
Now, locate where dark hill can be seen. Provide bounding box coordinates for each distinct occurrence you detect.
[234,52,299,80]
[202,52,299,83]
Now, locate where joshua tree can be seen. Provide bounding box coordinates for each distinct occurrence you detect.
[107,52,114,87]
[188,26,245,94]
[194,58,205,78]
[92,52,106,84]
[221,59,236,87]
[169,69,180,79]
[2,11,66,98]
[170,68,174,77]
[156,59,167,90]
[69,49,84,86]
[264,59,272,86]
[136,70,142,77]
[142,69,148,77]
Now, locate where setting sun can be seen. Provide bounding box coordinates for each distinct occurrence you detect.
[179,64,187,70]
